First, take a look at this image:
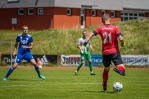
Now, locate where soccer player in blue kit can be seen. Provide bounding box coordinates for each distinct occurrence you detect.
[3,25,46,80]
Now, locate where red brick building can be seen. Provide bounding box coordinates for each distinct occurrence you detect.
[0,0,149,30]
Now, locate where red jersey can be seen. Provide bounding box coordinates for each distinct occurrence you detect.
[94,25,121,54]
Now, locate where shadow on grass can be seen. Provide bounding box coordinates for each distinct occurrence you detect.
[72,90,116,94]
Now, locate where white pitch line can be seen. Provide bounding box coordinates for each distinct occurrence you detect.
[1,85,27,87]
[1,82,98,88]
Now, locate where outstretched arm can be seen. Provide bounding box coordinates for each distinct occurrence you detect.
[84,32,95,46]
[89,44,94,52]
[118,35,125,47]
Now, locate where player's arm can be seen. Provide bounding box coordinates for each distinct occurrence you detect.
[13,42,19,57]
[89,44,94,51]
[116,26,125,47]
[77,39,86,53]
[77,43,86,53]
[76,39,83,49]
[77,44,82,49]
[22,42,33,49]
[84,32,95,46]
[117,34,125,47]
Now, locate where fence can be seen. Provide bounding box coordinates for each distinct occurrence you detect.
[0,41,13,66]
[1,49,149,67]
[61,54,149,67]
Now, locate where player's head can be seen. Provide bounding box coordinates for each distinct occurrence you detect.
[101,13,111,24]
[82,30,88,37]
[22,25,28,34]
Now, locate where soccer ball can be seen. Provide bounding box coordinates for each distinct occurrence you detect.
[113,82,123,92]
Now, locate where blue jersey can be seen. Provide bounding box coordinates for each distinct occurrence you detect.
[16,34,33,54]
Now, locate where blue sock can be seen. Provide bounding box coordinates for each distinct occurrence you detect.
[34,65,41,77]
[4,66,15,78]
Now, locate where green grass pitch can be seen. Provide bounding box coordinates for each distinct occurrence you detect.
[0,67,149,99]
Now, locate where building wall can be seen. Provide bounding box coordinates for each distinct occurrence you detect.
[0,8,17,30]
[90,10,103,26]
[145,12,149,17]
[111,11,121,22]
[0,0,149,30]
[0,7,122,30]
[85,9,101,28]
[53,7,80,29]
[0,7,53,30]
[85,9,121,28]
[17,7,53,30]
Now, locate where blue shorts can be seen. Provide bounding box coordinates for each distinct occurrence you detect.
[15,52,34,63]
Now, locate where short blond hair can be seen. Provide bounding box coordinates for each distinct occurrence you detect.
[82,30,87,33]
[22,25,28,30]
[101,13,110,22]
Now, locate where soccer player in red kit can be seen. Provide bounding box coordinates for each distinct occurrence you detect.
[84,13,126,91]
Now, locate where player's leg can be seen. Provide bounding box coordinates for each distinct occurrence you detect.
[30,59,45,80]
[87,53,95,75]
[3,55,21,81]
[25,52,45,80]
[3,63,18,81]
[112,53,126,76]
[75,54,86,75]
[102,67,110,91]
[3,54,23,80]
[102,54,111,91]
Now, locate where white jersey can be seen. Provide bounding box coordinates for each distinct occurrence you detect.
[77,37,91,54]
[77,37,90,46]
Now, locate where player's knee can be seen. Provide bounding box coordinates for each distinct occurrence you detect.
[82,61,85,64]
[88,60,92,62]
[13,66,17,69]
[30,59,36,65]
[13,63,18,68]
[104,67,110,71]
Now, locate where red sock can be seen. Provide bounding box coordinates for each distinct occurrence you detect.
[102,69,109,88]
[118,65,125,72]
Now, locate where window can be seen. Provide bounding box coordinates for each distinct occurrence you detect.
[81,9,84,14]
[124,17,128,21]
[8,0,19,2]
[121,13,123,16]
[28,8,34,15]
[111,11,115,17]
[37,8,43,15]
[67,9,71,16]
[18,8,24,15]
[134,13,138,16]
[139,13,145,17]
[102,10,106,15]
[129,13,133,16]
[124,13,128,16]
[121,11,145,21]
[12,18,17,24]
[92,9,96,16]
[129,17,133,20]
